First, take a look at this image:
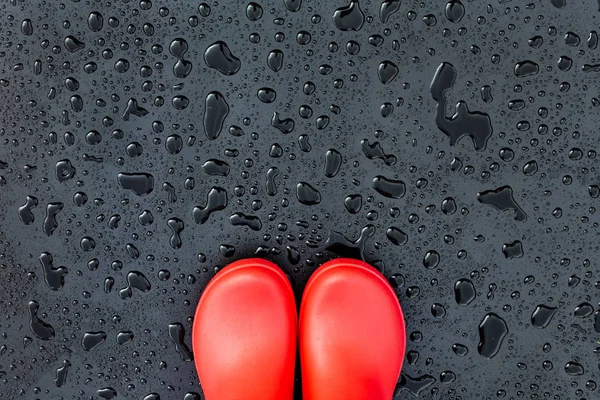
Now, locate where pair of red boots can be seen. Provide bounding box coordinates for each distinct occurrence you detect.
[192,258,406,400]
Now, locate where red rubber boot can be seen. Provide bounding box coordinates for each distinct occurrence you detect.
[300,258,406,400]
[192,259,297,400]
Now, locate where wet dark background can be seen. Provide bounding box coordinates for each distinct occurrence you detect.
[1,0,600,398]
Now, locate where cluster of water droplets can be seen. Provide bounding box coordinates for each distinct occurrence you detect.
[0,0,599,398]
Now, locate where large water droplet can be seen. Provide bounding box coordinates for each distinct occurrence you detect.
[296,182,321,205]
[444,0,465,23]
[82,331,107,351]
[379,0,401,23]
[531,305,557,328]
[373,175,406,198]
[117,173,154,196]
[204,91,229,139]
[377,61,399,84]
[170,38,192,78]
[87,11,104,32]
[478,313,508,358]
[267,50,284,72]
[455,279,476,305]
[430,62,493,150]
[514,60,539,77]
[386,226,408,246]
[204,41,241,75]
[333,0,365,31]
[324,149,342,178]
[64,36,86,52]
[28,300,55,340]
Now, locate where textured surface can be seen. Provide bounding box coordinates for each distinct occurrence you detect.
[1,0,600,398]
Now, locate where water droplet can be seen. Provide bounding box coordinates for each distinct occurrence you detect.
[202,159,230,176]
[557,56,573,71]
[21,19,33,35]
[204,91,229,139]
[55,159,76,182]
[298,134,312,152]
[119,271,151,299]
[296,182,321,205]
[166,218,184,250]
[478,313,508,358]
[82,331,107,351]
[444,0,465,23]
[531,305,557,328]
[117,331,134,345]
[440,370,456,384]
[455,279,476,305]
[344,194,362,214]
[246,2,263,20]
[588,30,598,49]
[431,303,446,318]
[382,226,406,246]
[333,0,365,31]
[229,212,262,231]
[422,14,437,26]
[373,175,406,199]
[118,172,154,196]
[18,195,38,225]
[97,387,118,399]
[508,99,525,111]
[452,343,468,356]
[502,240,523,259]
[257,87,277,103]
[28,300,55,340]
[565,361,584,376]
[564,31,580,46]
[441,197,457,215]
[271,112,295,133]
[69,95,83,112]
[53,360,71,387]
[423,250,440,269]
[378,61,399,84]
[431,62,492,150]
[380,0,401,23]
[477,186,527,222]
[138,210,154,226]
[325,225,375,261]
[574,303,594,318]
[167,322,194,362]
[114,58,130,73]
[170,38,192,78]
[480,85,493,103]
[361,139,396,165]
[165,134,183,155]
[172,95,189,110]
[514,60,539,77]
[193,187,228,224]
[267,50,284,72]
[204,41,241,75]
[64,36,85,52]
[395,373,436,396]
[43,202,64,236]
[324,149,342,177]
[284,0,302,12]
[88,11,103,32]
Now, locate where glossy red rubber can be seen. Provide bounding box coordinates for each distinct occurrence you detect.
[192,259,297,400]
[300,258,406,400]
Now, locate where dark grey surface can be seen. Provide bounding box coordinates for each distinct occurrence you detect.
[1,0,600,398]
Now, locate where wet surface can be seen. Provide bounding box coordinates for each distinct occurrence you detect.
[1,0,600,399]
